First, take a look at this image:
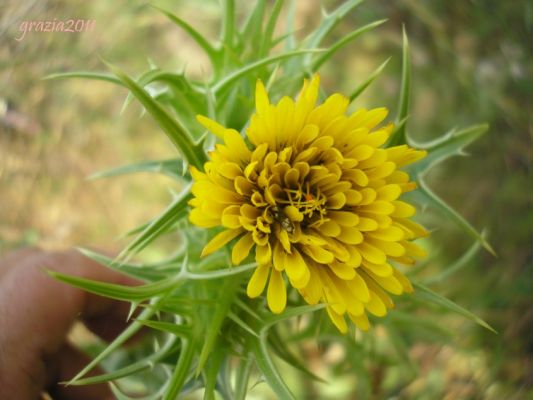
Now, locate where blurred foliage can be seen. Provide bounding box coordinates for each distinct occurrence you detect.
[0,0,531,399]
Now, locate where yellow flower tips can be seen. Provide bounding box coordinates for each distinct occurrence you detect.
[189,75,428,332]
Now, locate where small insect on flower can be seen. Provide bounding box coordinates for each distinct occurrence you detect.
[189,75,429,333]
[272,206,295,234]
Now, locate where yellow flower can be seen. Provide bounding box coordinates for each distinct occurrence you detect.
[189,75,428,332]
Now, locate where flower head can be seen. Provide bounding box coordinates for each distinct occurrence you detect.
[189,75,428,332]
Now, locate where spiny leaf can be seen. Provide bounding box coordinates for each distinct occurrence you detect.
[212,49,324,95]
[234,355,254,400]
[250,333,296,400]
[120,68,201,114]
[284,0,297,51]
[203,341,227,400]
[411,124,489,174]
[383,323,418,373]
[268,328,326,383]
[152,5,219,65]
[48,270,184,302]
[104,62,206,169]
[389,27,411,146]
[304,0,364,52]
[220,0,236,49]
[66,335,178,386]
[235,298,263,322]
[110,380,171,400]
[263,304,326,330]
[312,19,387,70]
[258,0,284,58]
[423,239,482,285]
[342,338,372,398]
[66,301,159,383]
[228,312,259,337]
[386,311,453,340]
[196,278,241,375]
[118,183,192,260]
[88,158,186,181]
[185,261,257,280]
[163,338,196,400]
[240,0,266,46]
[77,247,174,282]
[137,319,192,338]
[349,57,391,102]
[43,71,122,85]
[413,283,497,333]
[412,178,496,255]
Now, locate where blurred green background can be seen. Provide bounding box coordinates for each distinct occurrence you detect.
[1,0,531,399]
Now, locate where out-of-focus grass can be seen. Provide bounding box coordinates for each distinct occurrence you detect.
[1,0,531,399]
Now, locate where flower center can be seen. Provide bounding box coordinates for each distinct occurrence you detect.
[281,183,327,226]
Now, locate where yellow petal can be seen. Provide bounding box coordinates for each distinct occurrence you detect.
[319,220,341,237]
[196,114,227,139]
[393,269,414,293]
[189,209,220,228]
[365,290,387,317]
[267,269,286,314]
[221,209,241,229]
[301,245,335,264]
[345,189,363,205]
[326,192,346,209]
[295,124,319,148]
[377,184,402,201]
[218,162,242,179]
[358,242,387,264]
[361,107,388,129]
[337,226,364,245]
[192,181,241,204]
[298,265,322,305]
[357,217,379,231]
[367,271,403,295]
[360,201,395,215]
[256,242,272,265]
[329,261,356,280]
[402,240,427,258]
[362,260,393,277]
[247,264,271,298]
[284,248,310,288]
[272,242,286,271]
[255,79,270,115]
[189,166,207,181]
[346,271,370,303]
[346,245,363,267]
[367,226,405,242]
[365,238,405,257]
[328,211,359,227]
[231,233,255,265]
[391,201,416,218]
[326,306,348,333]
[350,144,374,161]
[276,228,292,253]
[396,219,430,239]
[284,205,304,222]
[202,228,244,257]
[224,130,251,163]
[366,161,396,180]
[348,312,370,331]
[334,278,365,316]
